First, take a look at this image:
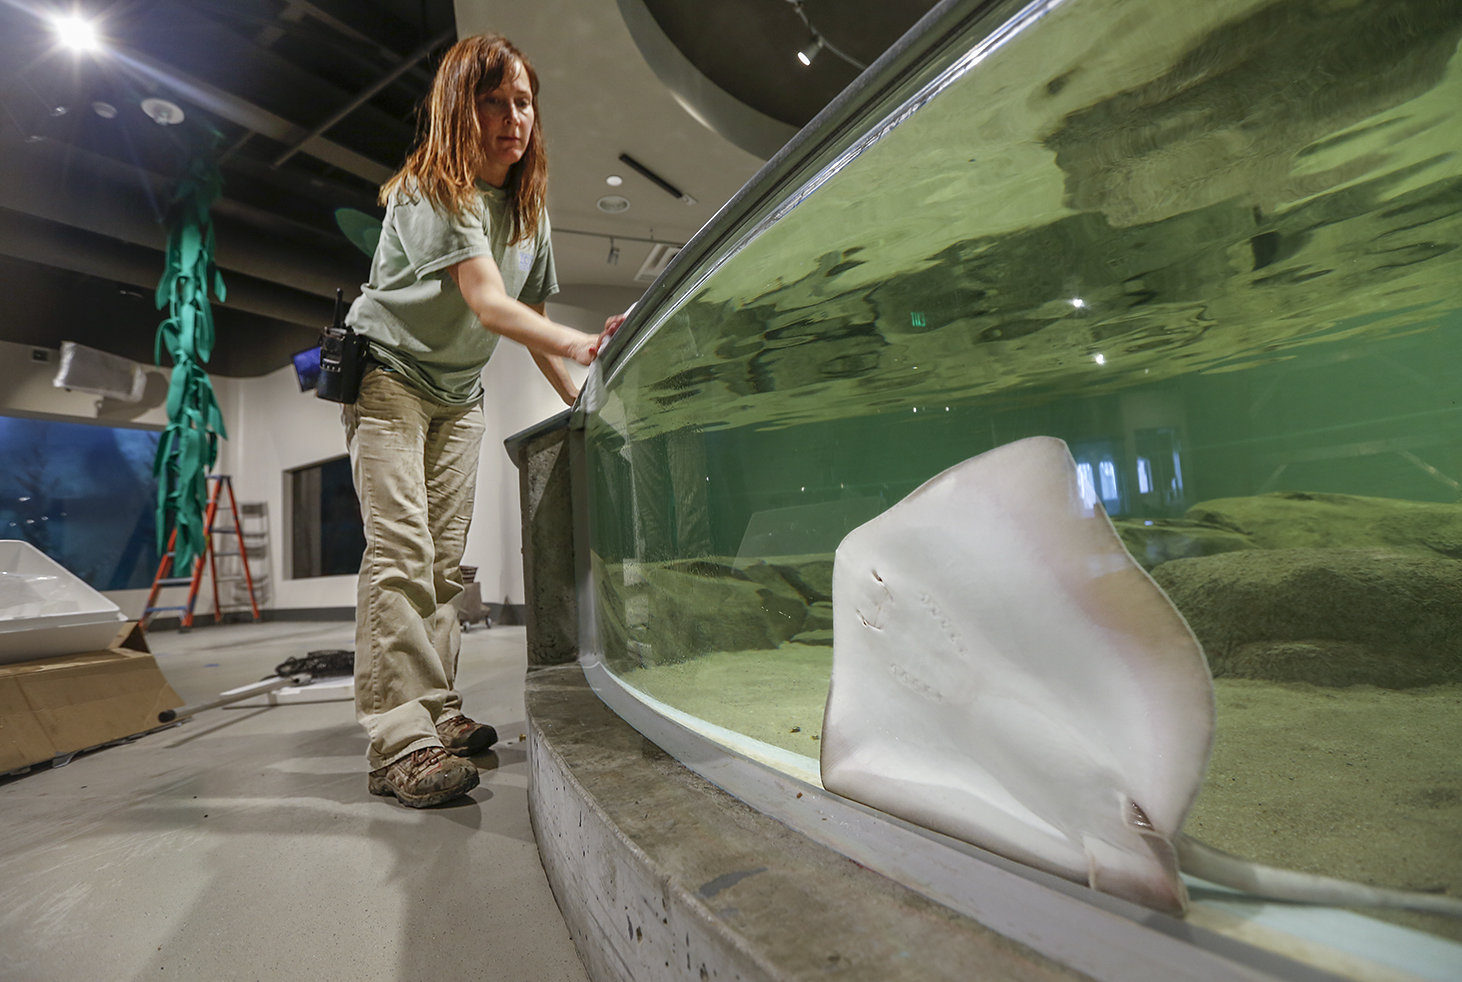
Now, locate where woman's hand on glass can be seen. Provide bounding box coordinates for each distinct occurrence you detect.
[591,310,630,361]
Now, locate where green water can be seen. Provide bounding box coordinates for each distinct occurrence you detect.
[585,0,1462,948]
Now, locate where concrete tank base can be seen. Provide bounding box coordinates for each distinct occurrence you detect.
[525,663,1084,982]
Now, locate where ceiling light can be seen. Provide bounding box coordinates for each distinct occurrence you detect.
[797,35,824,67]
[141,98,185,126]
[91,101,117,118]
[785,0,869,71]
[52,14,100,53]
[597,195,630,214]
[605,175,623,187]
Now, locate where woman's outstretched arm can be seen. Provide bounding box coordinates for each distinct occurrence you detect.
[448,255,598,365]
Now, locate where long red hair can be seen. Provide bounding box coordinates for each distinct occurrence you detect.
[381,33,547,244]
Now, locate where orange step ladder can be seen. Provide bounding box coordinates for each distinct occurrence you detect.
[142,475,262,630]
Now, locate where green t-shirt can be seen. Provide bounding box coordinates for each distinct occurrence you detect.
[346,181,558,405]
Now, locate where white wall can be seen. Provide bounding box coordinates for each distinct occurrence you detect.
[211,366,355,610]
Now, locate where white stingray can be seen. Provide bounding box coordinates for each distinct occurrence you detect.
[821,436,1462,918]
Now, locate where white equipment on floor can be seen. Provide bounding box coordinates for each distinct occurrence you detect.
[158,648,354,722]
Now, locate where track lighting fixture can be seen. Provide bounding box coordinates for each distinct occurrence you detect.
[617,153,696,206]
[797,34,824,67]
[784,0,867,70]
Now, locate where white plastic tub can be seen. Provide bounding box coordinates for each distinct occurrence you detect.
[0,540,128,665]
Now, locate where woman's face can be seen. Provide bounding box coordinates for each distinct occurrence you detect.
[475,60,534,185]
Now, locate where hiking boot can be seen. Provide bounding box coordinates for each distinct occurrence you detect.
[436,713,498,756]
[368,747,479,807]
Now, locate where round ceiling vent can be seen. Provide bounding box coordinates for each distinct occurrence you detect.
[141,98,185,125]
[596,194,630,214]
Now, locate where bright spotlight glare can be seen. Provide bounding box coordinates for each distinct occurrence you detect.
[53,14,100,52]
[1069,297,1086,309]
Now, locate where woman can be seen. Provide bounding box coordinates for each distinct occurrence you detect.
[343,33,613,808]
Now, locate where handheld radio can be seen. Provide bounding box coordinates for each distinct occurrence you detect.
[317,288,369,404]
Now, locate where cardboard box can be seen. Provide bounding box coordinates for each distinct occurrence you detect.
[0,623,182,773]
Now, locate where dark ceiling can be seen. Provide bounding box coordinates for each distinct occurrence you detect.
[0,0,454,377]
[0,0,939,380]
[642,0,937,128]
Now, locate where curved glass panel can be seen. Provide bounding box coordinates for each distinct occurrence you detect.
[585,0,1462,955]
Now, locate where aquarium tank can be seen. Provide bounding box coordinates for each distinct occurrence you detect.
[572,0,1462,973]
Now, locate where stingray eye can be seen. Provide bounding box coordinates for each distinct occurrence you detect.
[1126,798,1155,831]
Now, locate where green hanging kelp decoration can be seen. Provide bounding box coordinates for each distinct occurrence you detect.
[153,150,229,573]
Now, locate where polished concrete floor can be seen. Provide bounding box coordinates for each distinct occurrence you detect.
[0,621,589,982]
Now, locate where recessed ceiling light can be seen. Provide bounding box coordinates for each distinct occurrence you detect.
[597,195,630,214]
[606,175,623,187]
[91,101,117,119]
[141,98,185,125]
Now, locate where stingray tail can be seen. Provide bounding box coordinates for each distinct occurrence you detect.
[1176,835,1462,918]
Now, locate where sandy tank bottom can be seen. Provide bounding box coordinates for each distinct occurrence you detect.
[618,644,1462,943]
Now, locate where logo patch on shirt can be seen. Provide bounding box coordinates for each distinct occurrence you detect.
[518,251,533,273]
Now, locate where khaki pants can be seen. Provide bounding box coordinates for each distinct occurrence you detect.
[343,369,486,768]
